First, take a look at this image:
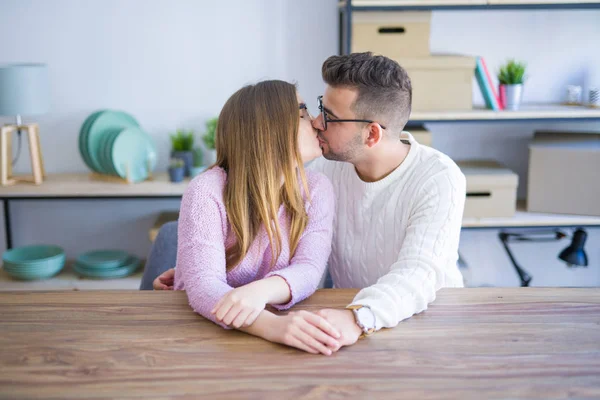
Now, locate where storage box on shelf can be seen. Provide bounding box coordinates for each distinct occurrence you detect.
[401,55,476,111]
[527,131,600,216]
[350,9,474,111]
[405,128,433,146]
[351,11,431,58]
[457,160,519,218]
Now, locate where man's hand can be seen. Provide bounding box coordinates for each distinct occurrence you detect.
[152,268,175,290]
[211,283,270,328]
[266,310,342,356]
[316,309,362,347]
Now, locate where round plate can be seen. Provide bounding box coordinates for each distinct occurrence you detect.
[100,128,121,175]
[86,111,139,173]
[79,111,105,171]
[111,127,156,183]
[3,245,64,264]
[74,256,140,279]
[105,128,123,175]
[76,250,130,269]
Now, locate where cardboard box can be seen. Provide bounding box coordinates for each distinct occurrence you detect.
[457,160,519,218]
[352,11,431,58]
[398,55,475,111]
[527,131,600,216]
[403,128,432,147]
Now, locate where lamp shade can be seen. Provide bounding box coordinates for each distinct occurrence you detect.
[558,228,588,267]
[0,63,49,117]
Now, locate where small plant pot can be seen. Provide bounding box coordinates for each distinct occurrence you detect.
[500,84,524,111]
[171,151,193,177]
[168,166,185,183]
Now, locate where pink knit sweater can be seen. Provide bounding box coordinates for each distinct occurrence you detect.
[173,167,335,327]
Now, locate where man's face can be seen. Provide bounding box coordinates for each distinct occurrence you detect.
[312,86,365,162]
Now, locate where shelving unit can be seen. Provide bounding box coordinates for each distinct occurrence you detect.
[409,104,600,123]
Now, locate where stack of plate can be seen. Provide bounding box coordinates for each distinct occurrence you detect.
[79,110,157,183]
[74,250,141,279]
[2,245,66,281]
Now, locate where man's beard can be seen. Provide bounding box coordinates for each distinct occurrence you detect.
[320,134,362,163]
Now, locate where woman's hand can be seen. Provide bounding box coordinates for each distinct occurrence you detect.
[211,283,269,328]
[265,310,342,356]
[153,268,176,290]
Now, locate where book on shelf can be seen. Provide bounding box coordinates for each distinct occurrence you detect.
[475,56,501,111]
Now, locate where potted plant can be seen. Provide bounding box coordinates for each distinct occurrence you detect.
[168,158,185,183]
[202,117,218,166]
[498,59,526,111]
[170,129,194,177]
[190,147,206,177]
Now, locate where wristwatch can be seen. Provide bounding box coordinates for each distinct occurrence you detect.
[346,304,376,337]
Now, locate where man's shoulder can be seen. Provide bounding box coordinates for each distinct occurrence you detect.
[413,145,465,184]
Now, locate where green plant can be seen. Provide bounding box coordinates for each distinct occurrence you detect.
[498,60,527,85]
[192,147,203,167]
[170,129,195,152]
[202,117,218,150]
[169,157,184,169]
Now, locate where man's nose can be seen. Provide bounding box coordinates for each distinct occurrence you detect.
[312,114,325,131]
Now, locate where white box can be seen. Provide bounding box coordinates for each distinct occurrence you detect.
[352,11,431,58]
[457,160,519,218]
[527,132,600,216]
[403,128,432,147]
[399,55,476,111]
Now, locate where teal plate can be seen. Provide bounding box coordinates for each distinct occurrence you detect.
[111,127,157,183]
[79,110,106,172]
[99,128,122,175]
[74,256,140,279]
[3,245,64,264]
[76,250,130,269]
[86,111,139,173]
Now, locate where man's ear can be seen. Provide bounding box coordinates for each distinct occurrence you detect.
[365,123,384,148]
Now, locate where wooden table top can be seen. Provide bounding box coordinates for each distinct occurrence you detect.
[1,288,599,399]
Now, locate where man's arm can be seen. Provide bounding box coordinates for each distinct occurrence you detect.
[350,167,466,330]
[318,167,466,344]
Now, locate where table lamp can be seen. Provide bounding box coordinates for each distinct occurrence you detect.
[0,63,49,186]
[499,228,588,287]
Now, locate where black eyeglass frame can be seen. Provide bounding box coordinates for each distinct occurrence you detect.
[317,95,387,131]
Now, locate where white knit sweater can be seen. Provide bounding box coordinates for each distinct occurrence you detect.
[308,132,466,330]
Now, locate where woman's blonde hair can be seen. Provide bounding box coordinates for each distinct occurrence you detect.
[214,80,310,271]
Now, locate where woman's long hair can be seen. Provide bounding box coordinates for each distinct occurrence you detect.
[215,80,310,271]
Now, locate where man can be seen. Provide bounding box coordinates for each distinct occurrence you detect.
[146,52,466,350]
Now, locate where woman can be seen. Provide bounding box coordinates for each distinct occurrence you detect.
[173,80,340,355]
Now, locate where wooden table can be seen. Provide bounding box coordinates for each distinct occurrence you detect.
[1,288,599,399]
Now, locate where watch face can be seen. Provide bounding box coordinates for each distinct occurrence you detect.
[356,307,376,329]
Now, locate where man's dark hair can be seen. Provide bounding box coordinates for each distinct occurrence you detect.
[322,52,412,133]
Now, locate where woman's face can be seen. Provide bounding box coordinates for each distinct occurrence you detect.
[297,94,322,164]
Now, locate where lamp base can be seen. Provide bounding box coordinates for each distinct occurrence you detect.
[1,123,46,186]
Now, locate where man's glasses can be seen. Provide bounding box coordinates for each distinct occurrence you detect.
[317,95,386,131]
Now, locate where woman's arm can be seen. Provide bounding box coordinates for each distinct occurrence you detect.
[175,176,234,328]
[239,309,341,356]
[265,175,335,309]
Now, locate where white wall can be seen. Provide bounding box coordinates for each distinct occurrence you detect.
[0,0,598,286]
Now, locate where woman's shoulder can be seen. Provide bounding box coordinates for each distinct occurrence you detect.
[183,166,227,202]
[304,168,334,195]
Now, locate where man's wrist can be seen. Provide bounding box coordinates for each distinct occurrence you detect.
[344,309,363,338]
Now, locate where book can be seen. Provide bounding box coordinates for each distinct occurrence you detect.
[480,57,503,110]
[475,57,500,111]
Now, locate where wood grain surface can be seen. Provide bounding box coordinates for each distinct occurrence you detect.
[0,288,599,399]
